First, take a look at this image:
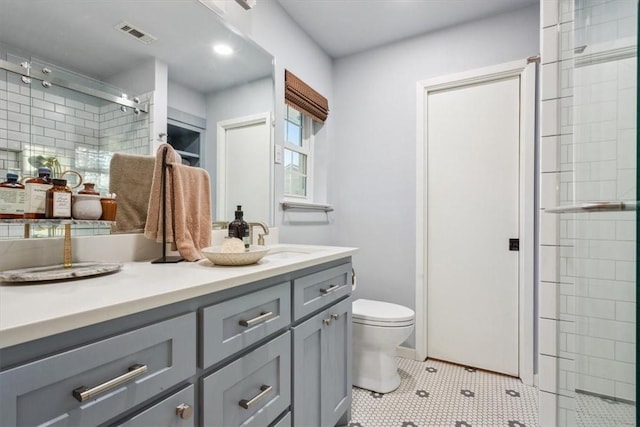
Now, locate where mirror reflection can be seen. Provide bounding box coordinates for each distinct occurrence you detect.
[0,0,275,239]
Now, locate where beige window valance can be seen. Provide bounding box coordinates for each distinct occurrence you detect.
[284,70,329,123]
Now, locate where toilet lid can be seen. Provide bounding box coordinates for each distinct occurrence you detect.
[352,299,415,325]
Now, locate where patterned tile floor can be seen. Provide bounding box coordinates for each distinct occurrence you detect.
[576,392,635,427]
[349,358,538,427]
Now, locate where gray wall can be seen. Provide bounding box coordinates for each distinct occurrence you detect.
[330,4,540,348]
[239,1,539,349]
[249,1,336,245]
[168,80,206,119]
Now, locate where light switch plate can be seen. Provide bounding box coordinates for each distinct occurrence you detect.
[275,145,283,164]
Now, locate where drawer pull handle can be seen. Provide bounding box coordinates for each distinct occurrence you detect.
[320,284,340,295]
[239,384,272,409]
[72,364,147,402]
[239,311,274,327]
[176,403,193,420]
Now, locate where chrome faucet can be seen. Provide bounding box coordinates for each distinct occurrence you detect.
[249,222,270,246]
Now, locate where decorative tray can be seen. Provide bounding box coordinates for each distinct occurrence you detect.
[201,246,270,266]
[0,262,122,283]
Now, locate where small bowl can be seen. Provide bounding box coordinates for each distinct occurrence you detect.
[201,246,270,266]
[72,194,102,220]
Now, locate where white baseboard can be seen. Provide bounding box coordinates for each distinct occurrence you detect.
[396,346,417,360]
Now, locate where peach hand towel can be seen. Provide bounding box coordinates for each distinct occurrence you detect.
[109,153,155,233]
[144,144,212,261]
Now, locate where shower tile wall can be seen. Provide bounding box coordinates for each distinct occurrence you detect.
[539,1,637,426]
[0,61,152,239]
[539,2,577,425]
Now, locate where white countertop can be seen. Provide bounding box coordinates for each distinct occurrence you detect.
[0,244,356,349]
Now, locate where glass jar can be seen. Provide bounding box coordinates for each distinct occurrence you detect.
[24,167,52,219]
[45,179,72,219]
[100,195,118,221]
[0,173,26,219]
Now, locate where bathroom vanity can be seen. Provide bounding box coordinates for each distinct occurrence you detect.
[0,244,356,427]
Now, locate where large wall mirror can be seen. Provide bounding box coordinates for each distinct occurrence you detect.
[0,0,275,240]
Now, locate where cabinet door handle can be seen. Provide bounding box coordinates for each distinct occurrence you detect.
[320,284,339,295]
[72,364,147,402]
[238,311,274,327]
[331,313,340,321]
[176,403,193,420]
[323,318,332,325]
[239,384,272,409]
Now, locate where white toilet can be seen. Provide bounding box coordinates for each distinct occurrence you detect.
[352,298,415,394]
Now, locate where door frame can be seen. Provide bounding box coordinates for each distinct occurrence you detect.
[415,59,536,385]
[216,111,274,223]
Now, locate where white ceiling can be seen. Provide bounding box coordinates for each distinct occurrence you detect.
[277,0,539,58]
[0,0,273,93]
[0,0,539,94]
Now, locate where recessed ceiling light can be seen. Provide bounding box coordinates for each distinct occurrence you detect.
[213,44,234,55]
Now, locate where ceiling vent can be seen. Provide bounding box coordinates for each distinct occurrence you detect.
[235,0,256,10]
[115,21,157,45]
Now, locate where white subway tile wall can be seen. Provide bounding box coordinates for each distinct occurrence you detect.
[0,60,152,239]
[540,0,636,425]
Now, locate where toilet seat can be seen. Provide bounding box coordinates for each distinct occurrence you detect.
[352,299,415,327]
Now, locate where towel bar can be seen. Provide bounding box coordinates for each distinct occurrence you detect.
[281,202,334,212]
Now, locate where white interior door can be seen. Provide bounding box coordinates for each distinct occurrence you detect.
[426,75,520,376]
[217,113,271,223]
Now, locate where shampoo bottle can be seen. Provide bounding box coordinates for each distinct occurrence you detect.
[228,205,250,249]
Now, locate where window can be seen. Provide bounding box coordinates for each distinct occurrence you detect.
[284,105,313,199]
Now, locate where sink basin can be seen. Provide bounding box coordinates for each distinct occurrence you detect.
[265,250,309,260]
[263,245,323,260]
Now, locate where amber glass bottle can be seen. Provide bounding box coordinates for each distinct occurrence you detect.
[45,179,72,219]
[24,167,52,219]
[228,205,250,249]
[0,173,26,219]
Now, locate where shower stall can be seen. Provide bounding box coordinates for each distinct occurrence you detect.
[541,0,637,425]
[0,51,150,239]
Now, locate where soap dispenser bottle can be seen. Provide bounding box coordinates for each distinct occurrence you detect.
[228,205,250,249]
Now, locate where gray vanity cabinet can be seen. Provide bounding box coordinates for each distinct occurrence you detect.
[0,313,196,427]
[0,258,352,427]
[200,281,291,368]
[293,264,351,320]
[292,297,352,427]
[201,332,291,427]
[115,385,195,427]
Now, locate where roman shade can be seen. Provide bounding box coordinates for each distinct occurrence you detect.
[284,70,329,123]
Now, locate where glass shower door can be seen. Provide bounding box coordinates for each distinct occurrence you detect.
[554,0,638,425]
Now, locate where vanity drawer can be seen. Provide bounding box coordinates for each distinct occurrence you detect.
[293,263,351,320]
[0,313,196,427]
[201,281,290,368]
[115,385,195,427]
[271,411,291,427]
[202,331,291,427]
